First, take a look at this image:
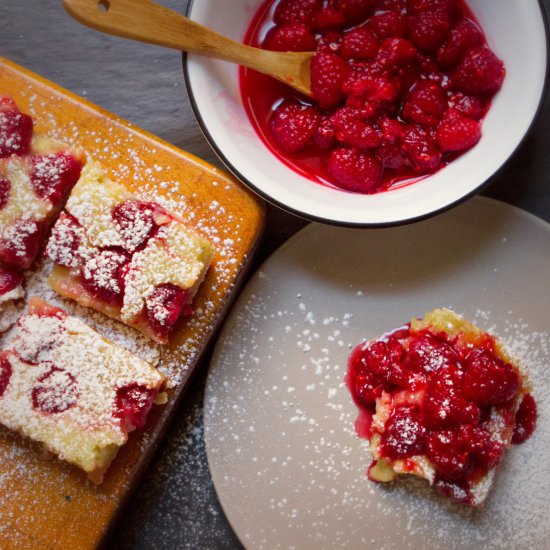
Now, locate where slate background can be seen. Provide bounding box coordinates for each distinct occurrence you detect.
[0,1,548,548]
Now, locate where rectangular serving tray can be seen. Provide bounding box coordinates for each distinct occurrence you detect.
[0,56,265,550]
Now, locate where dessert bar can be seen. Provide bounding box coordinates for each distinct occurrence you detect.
[0,297,166,483]
[0,97,84,328]
[347,308,537,505]
[47,162,213,343]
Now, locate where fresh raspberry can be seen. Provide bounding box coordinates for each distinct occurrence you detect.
[112,200,160,252]
[378,115,406,144]
[328,147,383,192]
[367,11,407,41]
[270,101,321,153]
[348,341,393,407]
[313,6,347,31]
[331,107,381,148]
[407,0,458,18]
[401,125,442,173]
[0,218,46,269]
[263,23,317,52]
[311,52,349,109]
[376,116,407,170]
[46,213,83,268]
[407,10,452,53]
[0,264,22,295]
[452,46,505,96]
[343,74,400,106]
[0,354,11,398]
[468,425,504,470]
[512,394,537,444]
[436,108,481,153]
[406,332,460,374]
[375,0,406,9]
[0,107,33,158]
[13,312,64,365]
[426,428,472,480]
[114,383,157,430]
[0,176,10,210]
[312,116,336,148]
[273,0,322,26]
[376,37,417,68]
[340,26,379,60]
[145,283,190,340]
[30,152,83,204]
[402,80,447,127]
[462,348,520,406]
[330,0,375,25]
[80,249,130,305]
[316,31,343,54]
[381,405,426,459]
[422,363,481,429]
[447,92,488,120]
[437,18,484,68]
[32,366,79,414]
[376,142,408,170]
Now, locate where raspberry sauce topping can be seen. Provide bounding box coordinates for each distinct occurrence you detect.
[32,366,79,414]
[0,99,33,158]
[0,97,83,274]
[0,218,47,270]
[512,393,537,445]
[0,354,12,398]
[81,249,130,305]
[0,264,22,296]
[347,312,537,505]
[0,176,10,210]
[46,212,83,268]
[111,200,162,252]
[241,0,504,194]
[114,383,157,430]
[30,152,83,204]
[145,283,191,341]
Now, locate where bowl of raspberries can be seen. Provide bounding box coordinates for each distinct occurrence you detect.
[185,0,547,225]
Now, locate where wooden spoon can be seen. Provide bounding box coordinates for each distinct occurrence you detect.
[63,0,314,96]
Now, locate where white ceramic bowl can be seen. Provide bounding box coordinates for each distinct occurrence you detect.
[184,0,547,226]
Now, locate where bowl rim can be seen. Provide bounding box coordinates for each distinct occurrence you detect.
[183,0,550,228]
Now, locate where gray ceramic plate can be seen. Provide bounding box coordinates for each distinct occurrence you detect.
[204,196,550,549]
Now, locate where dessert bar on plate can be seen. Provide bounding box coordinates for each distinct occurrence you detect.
[347,307,537,506]
[0,297,166,483]
[0,97,84,328]
[47,162,214,344]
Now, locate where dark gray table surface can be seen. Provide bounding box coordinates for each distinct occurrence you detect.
[1,1,549,549]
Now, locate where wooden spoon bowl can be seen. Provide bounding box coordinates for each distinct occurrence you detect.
[63,0,314,96]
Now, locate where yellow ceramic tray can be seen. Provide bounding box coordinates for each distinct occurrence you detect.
[0,56,265,549]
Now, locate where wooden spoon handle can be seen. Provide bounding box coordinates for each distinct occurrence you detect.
[64,0,265,67]
[63,0,313,96]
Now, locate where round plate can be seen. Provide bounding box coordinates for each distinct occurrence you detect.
[204,196,550,549]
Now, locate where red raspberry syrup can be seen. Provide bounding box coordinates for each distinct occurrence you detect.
[240,0,504,194]
[346,322,537,505]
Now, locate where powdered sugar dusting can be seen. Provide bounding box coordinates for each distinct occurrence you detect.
[205,219,550,549]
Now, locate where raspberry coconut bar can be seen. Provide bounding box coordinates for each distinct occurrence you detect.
[0,297,166,483]
[0,97,84,328]
[347,308,537,506]
[47,162,213,344]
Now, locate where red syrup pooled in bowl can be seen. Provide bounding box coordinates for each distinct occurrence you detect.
[240,0,505,194]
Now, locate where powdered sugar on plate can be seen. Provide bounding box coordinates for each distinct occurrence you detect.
[204,205,550,549]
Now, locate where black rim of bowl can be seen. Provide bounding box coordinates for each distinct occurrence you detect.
[183,0,550,228]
